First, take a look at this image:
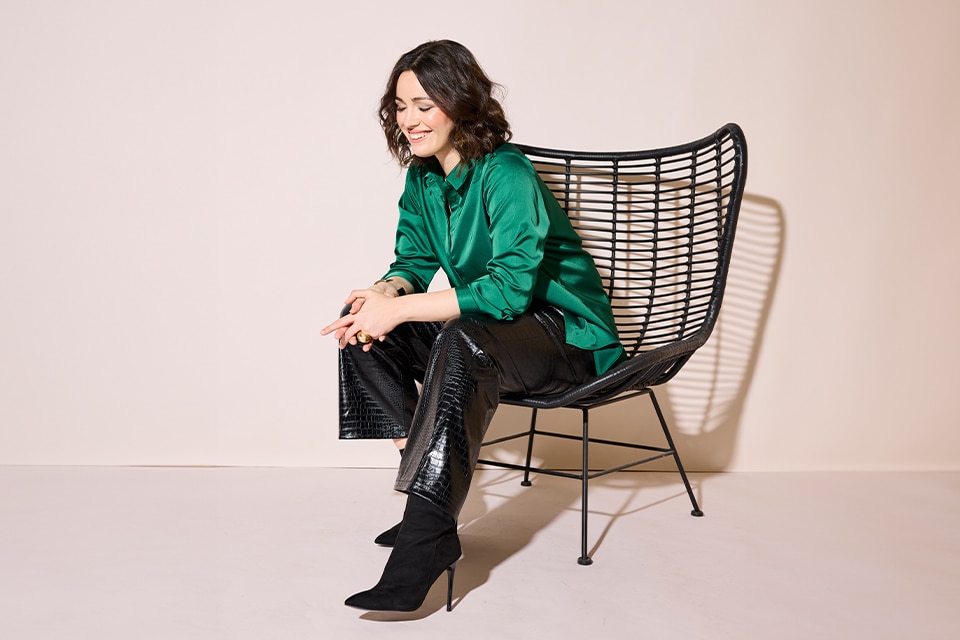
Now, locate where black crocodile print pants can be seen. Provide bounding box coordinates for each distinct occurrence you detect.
[338,304,595,518]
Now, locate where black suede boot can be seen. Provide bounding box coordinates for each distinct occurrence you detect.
[374,447,404,547]
[346,494,461,612]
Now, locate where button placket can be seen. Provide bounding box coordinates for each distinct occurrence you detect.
[441,183,466,284]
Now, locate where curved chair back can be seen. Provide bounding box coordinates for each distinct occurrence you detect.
[516,123,748,400]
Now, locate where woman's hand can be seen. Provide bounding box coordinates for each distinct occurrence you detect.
[321,287,460,351]
[338,276,412,317]
[321,289,402,351]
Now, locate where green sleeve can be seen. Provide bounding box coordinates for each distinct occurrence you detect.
[383,171,440,294]
[455,153,548,319]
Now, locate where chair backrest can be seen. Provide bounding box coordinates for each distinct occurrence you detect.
[518,124,747,372]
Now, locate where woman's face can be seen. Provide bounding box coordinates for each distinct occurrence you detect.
[395,70,460,175]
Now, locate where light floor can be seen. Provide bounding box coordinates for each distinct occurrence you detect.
[1,466,957,639]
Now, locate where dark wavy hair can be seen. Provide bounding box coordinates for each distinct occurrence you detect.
[379,40,512,168]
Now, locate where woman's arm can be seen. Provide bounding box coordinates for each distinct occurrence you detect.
[455,152,549,320]
[323,167,448,349]
[321,288,460,351]
[383,173,442,294]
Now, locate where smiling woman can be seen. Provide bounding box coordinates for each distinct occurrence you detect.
[378,39,512,173]
[319,40,624,614]
[394,71,459,174]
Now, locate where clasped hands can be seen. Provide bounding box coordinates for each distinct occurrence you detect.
[321,288,400,351]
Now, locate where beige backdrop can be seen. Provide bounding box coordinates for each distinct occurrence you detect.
[2,0,958,471]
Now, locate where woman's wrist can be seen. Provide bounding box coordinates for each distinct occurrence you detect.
[371,276,410,298]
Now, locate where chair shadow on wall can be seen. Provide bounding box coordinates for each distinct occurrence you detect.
[463,193,785,583]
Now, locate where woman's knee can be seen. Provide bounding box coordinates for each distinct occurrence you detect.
[437,316,496,361]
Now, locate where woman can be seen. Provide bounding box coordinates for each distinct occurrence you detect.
[321,40,624,612]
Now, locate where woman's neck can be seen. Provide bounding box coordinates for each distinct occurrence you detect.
[436,148,462,177]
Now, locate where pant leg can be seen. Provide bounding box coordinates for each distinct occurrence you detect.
[395,304,596,518]
[338,320,443,440]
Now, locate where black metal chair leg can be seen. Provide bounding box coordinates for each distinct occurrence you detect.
[578,408,593,565]
[521,408,538,487]
[649,390,704,517]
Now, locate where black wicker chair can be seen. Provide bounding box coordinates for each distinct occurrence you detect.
[477,123,748,564]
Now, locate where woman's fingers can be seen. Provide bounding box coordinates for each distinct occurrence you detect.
[323,289,393,351]
[320,315,349,336]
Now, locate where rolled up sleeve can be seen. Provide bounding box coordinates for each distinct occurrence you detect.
[456,155,548,319]
[384,181,441,294]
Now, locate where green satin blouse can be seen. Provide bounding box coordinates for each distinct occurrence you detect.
[383,143,625,375]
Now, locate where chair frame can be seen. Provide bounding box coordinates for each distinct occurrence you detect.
[477,123,748,565]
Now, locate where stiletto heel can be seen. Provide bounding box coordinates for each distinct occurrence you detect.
[445,561,457,612]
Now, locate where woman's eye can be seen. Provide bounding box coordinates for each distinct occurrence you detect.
[419,106,433,112]
[395,105,406,112]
